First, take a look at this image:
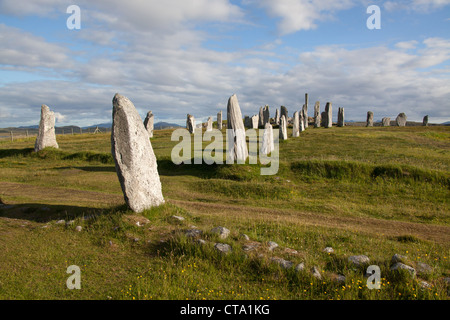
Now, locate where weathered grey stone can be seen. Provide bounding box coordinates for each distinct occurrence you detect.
[295,262,305,272]
[348,255,370,267]
[258,106,265,128]
[251,115,259,129]
[34,104,59,152]
[260,122,274,156]
[391,254,408,265]
[314,101,321,128]
[284,248,298,255]
[321,111,327,127]
[390,262,416,277]
[331,274,346,284]
[111,93,164,213]
[271,257,294,269]
[323,247,334,254]
[171,215,185,221]
[240,233,250,241]
[302,103,308,129]
[299,112,305,132]
[186,114,195,134]
[366,111,374,127]
[324,102,332,128]
[143,111,154,138]
[279,115,287,141]
[419,280,432,289]
[423,115,429,127]
[211,226,230,239]
[275,108,280,125]
[311,266,322,280]
[206,116,213,132]
[185,229,203,238]
[337,107,344,127]
[243,243,259,252]
[292,111,300,137]
[244,116,251,128]
[226,94,248,163]
[214,243,232,254]
[396,113,407,127]
[263,105,270,127]
[75,226,82,232]
[382,117,391,127]
[416,262,433,275]
[197,239,207,245]
[280,106,288,124]
[267,241,279,251]
[217,111,223,130]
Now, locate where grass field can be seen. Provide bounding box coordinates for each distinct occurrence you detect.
[0,125,449,300]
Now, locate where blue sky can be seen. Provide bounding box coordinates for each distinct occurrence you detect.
[0,0,449,127]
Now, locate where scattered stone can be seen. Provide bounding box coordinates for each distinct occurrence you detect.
[331,274,346,285]
[133,237,140,242]
[56,219,65,225]
[186,114,195,134]
[214,243,232,254]
[279,115,287,141]
[390,262,416,277]
[271,257,294,269]
[34,104,59,152]
[382,117,391,127]
[337,107,344,127]
[311,266,322,280]
[267,241,279,251]
[295,262,305,272]
[226,94,248,163]
[240,234,250,241]
[292,111,300,137]
[324,102,332,128]
[211,226,230,239]
[391,254,408,265]
[185,229,203,238]
[75,226,82,232]
[416,262,433,275]
[171,215,185,222]
[396,113,407,127]
[143,111,154,138]
[348,255,370,267]
[217,111,223,130]
[423,115,429,127]
[242,243,259,252]
[197,239,207,245]
[323,247,334,254]
[111,93,165,213]
[284,248,298,255]
[366,111,374,127]
[419,280,432,289]
[65,220,75,226]
[206,116,213,132]
[314,102,321,128]
[260,122,274,156]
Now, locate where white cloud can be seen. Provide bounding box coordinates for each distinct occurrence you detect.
[384,0,450,12]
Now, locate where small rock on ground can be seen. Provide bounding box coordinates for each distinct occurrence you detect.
[214,243,231,254]
[211,226,230,239]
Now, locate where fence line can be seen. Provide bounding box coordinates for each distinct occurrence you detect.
[0,127,112,142]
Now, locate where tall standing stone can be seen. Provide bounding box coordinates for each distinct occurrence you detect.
[382,117,391,127]
[251,115,259,129]
[186,114,195,134]
[292,111,300,137]
[325,102,332,128]
[275,108,280,125]
[258,106,264,128]
[280,106,288,125]
[366,111,374,127]
[217,111,223,130]
[144,111,154,138]
[111,93,164,213]
[396,113,407,127]
[34,104,59,152]
[263,105,270,127]
[244,116,251,128]
[302,98,308,129]
[314,102,321,128]
[227,94,248,163]
[206,116,213,132]
[280,115,287,140]
[299,111,305,132]
[260,122,274,156]
[337,107,345,127]
[423,115,429,127]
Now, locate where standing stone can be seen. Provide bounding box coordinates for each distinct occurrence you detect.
[382,117,391,127]
[280,115,287,140]
[280,106,288,125]
[337,107,345,127]
[260,122,274,156]
[314,102,321,128]
[111,93,164,213]
[275,108,280,125]
[251,115,259,129]
[396,113,407,127]
[299,111,305,132]
[34,104,59,152]
[302,103,308,129]
[292,111,300,137]
[423,115,429,127]
[258,106,264,128]
[244,116,251,128]
[186,114,195,134]
[206,116,213,132]
[263,105,270,127]
[366,111,374,127]
[325,102,332,128]
[227,94,248,163]
[217,111,223,130]
[143,111,154,138]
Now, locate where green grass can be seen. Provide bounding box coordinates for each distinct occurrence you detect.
[0,126,449,300]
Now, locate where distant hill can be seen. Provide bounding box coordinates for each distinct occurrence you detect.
[83,121,181,130]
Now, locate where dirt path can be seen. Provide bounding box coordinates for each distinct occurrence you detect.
[170,199,450,246]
